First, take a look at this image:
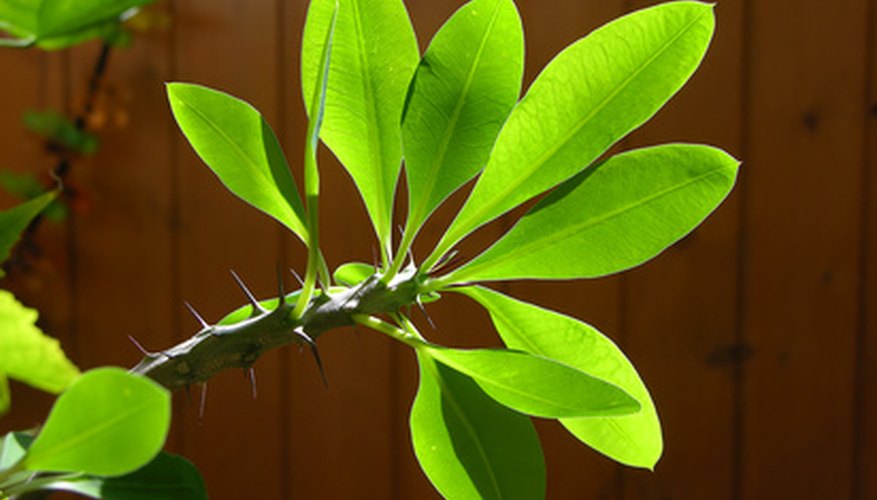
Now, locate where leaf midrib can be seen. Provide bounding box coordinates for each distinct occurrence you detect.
[449,7,710,245]
[453,164,730,281]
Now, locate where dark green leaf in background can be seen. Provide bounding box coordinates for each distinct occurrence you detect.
[402,0,523,231]
[411,352,545,500]
[24,367,170,476]
[0,190,57,273]
[446,144,739,283]
[167,83,309,244]
[430,1,716,264]
[459,286,662,468]
[46,452,208,500]
[23,110,99,155]
[302,0,419,254]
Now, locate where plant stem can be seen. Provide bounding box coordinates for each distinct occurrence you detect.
[383,216,418,282]
[352,314,418,347]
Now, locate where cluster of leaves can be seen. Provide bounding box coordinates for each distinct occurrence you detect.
[163,0,739,497]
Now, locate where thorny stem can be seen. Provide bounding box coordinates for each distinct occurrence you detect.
[132,267,430,390]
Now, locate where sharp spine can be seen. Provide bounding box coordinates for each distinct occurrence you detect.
[294,327,328,388]
[230,269,265,315]
[184,301,210,330]
[127,335,153,356]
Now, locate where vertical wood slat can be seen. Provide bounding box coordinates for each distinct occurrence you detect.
[281,1,396,498]
[855,0,877,498]
[507,2,627,499]
[621,1,744,499]
[741,1,867,499]
[172,1,286,498]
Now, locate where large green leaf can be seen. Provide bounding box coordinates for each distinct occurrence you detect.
[0,190,57,273]
[401,0,523,230]
[0,290,79,394]
[459,286,662,469]
[446,144,739,282]
[167,83,308,244]
[411,352,545,500]
[45,452,208,500]
[421,345,639,418]
[24,367,170,476]
[429,1,715,266]
[302,0,419,253]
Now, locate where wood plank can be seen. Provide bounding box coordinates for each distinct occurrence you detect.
[503,1,626,499]
[619,1,745,499]
[855,0,877,498]
[742,1,867,498]
[279,2,398,498]
[172,1,286,498]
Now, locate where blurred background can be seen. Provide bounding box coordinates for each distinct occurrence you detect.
[1,0,874,498]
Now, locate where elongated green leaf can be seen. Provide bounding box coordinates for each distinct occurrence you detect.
[432,1,715,263]
[302,0,419,252]
[402,0,523,229]
[24,367,170,476]
[0,290,79,394]
[46,452,208,500]
[459,286,662,468]
[421,345,639,418]
[411,352,545,500]
[0,190,57,272]
[167,83,308,243]
[0,0,149,47]
[447,144,739,283]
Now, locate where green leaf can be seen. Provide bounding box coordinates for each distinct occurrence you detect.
[1,432,33,470]
[431,1,716,264]
[411,352,545,500]
[0,0,149,47]
[446,144,739,283]
[421,345,639,418]
[333,262,374,287]
[0,190,57,271]
[302,0,419,253]
[45,452,208,500]
[0,290,79,394]
[24,367,170,476]
[24,110,99,154]
[167,83,308,244]
[459,286,662,469]
[402,0,523,230]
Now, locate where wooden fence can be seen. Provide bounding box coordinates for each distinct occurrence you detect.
[1,0,875,498]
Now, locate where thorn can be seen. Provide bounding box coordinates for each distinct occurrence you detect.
[417,297,436,330]
[276,265,286,307]
[407,247,416,267]
[230,269,265,314]
[295,328,328,388]
[198,382,208,421]
[184,301,210,330]
[247,367,258,400]
[289,268,304,286]
[432,250,460,273]
[371,245,379,271]
[127,335,152,356]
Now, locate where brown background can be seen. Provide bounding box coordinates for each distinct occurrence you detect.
[1,0,875,498]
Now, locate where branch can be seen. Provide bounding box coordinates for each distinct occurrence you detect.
[131,267,425,390]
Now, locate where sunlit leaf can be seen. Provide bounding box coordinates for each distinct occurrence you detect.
[421,345,640,418]
[411,352,545,499]
[167,83,308,244]
[431,2,715,263]
[333,262,374,287]
[0,432,33,470]
[302,0,419,252]
[447,144,739,282]
[45,452,208,500]
[0,290,79,394]
[402,0,523,230]
[24,367,170,476]
[459,286,662,468]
